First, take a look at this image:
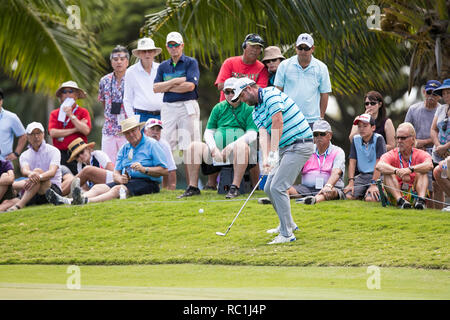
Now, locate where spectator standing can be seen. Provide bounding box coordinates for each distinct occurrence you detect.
[274,33,331,126]
[98,45,130,164]
[48,81,92,175]
[215,33,269,101]
[349,91,396,151]
[0,88,27,162]
[262,46,285,87]
[123,37,164,122]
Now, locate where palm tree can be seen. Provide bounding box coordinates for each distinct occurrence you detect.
[0,0,110,96]
[143,0,410,96]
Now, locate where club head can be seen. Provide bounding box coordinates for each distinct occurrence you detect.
[215,232,226,236]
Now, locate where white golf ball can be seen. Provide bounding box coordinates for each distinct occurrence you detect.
[198,208,204,213]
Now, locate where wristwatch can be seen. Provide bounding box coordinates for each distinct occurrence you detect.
[370,179,376,185]
[408,166,414,173]
[70,115,76,120]
[39,174,43,181]
[145,167,149,175]
[13,151,19,157]
[325,183,333,188]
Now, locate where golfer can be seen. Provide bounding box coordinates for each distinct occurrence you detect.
[231,78,314,244]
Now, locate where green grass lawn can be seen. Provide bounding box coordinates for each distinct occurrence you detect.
[0,190,448,268]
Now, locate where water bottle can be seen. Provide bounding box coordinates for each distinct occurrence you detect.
[442,162,448,179]
[119,186,127,199]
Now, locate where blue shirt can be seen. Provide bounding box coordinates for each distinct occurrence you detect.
[252,87,312,148]
[0,108,26,160]
[115,135,167,183]
[274,55,331,123]
[154,54,200,103]
[349,133,386,174]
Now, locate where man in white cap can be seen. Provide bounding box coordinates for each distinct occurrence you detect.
[288,120,346,205]
[49,80,92,175]
[231,77,314,244]
[123,37,164,123]
[47,117,168,206]
[274,33,331,127]
[153,31,201,183]
[144,118,177,190]
[98,45,130,165]
[178,77,258,199]
[215,33,269,102]
[1,122,62,212]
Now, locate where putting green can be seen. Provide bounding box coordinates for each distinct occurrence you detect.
[0,264,448,299]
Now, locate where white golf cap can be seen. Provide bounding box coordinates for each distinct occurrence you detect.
[132,37,162,57]
[26,122,45,134]
[223,77,238,91]
[296,33,314,47]
[145,118,163,129]
[312,120,332,133]
[231,77,256,103]
[166,32,183,44]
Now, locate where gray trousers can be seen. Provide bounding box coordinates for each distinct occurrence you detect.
[264,141,314,237]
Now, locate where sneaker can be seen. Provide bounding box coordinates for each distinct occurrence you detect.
[268,234,296,245]
[258,197,272,205]
[69,177,80,198]
[177,186,201,199]
[225,185,240,199]
[266,225,299,234]
[46,188,70,206]
[72,186,87,205]
[397,197,411,209]
[442,206,450,212]
[203,185,217,191]
[414,197,426,210]
[296,196,316,205]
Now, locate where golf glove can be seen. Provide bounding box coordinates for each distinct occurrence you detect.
[267,151,279,168]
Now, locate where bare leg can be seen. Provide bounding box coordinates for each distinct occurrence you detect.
[0,185,8,200]
[231,141,249,187]
[413,173,429,198]
[87,185,121,203]
[184,141,209,187]
[0,198,20,212]
[82,184,112,199]
[61,173,74,196]
[77,166,107,185]
[383,174,402,202]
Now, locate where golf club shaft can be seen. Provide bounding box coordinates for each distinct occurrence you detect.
[222,176,263,235]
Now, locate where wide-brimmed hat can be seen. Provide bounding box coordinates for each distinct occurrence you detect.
[119,116,146,134]
[68,138,95,162]
[132,37,162,57]
[262,46,285,63]
[55,81,87,99]
[433,78,450,96]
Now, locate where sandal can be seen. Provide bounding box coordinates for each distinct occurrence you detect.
[6,204,21,212]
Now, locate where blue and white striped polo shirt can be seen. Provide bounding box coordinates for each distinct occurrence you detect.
[252,87,312,148]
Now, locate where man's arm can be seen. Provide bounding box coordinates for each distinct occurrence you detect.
[5,134,27,161]
[325,168,343,187]
[319,92,328,119]
[39,164,58,181]
[153,77,186,93]
[270,112,283,152]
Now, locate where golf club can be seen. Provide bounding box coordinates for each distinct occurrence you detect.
[216,176,263,237]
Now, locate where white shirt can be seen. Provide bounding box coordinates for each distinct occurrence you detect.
[76,150,112,173]
[158,138,176,171]
[123,60,164,117]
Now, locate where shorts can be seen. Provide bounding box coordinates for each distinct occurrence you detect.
[384,184,430,205]
[352,173,373,199]
[293,183,345,200]
[107,178,159,197]
[26,183,62,206]
[0,185,16,202]
[200,163,256,176]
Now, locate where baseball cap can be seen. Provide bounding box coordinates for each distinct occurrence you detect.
[223,77,238,91]
[353,113,375,125]
[312,120,332,133]
[231,77,256,103]
[424,80,441,91]
[26,122,45,134]
[145,118,163,129]
[166,32,183,44]
[243,33,265,48]
[296,33,314,48]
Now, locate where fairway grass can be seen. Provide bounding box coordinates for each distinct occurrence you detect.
[0,264,449,299]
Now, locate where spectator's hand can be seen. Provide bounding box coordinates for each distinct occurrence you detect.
[24,172,40,190]
[63,105,74,117]
[396,168,411,183]
[5,152,17,161]
[436,145,449,158]
[130,162,144,173]
[319,184,334,199]
[365,184,380,201]
[221,144,234,161]
[211,147,224,162]
[343,183,354,197]
[116,174,129,185]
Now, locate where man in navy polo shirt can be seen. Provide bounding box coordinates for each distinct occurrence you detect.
[154,32,201,180]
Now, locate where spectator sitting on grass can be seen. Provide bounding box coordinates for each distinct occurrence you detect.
[144,118,177,190]
[288,120,346,205]
[0,159,15,211]
[3,122,62,212]
[46,117,168,206]
[344,114,386,202]
[432,156,450,212]
[376,122,433,209]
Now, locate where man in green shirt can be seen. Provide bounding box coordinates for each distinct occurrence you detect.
[178,77,258,199]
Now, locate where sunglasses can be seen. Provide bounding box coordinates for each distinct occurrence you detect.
[297,46,311,51]
[223,90,235,95]
[395,135,411,141]
[265,58,280,63]
[167,43,181,48]
[61,89,75,94]
[313,132,327,137]
[365,101,378,106]
[443,118,448,132]
[426,90,439,96]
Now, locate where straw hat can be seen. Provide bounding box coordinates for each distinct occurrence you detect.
[55,81,87,99]
[119,116,146,134]
[132,37,162,58]
[68,138,95,162]
[262,46,285,63]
